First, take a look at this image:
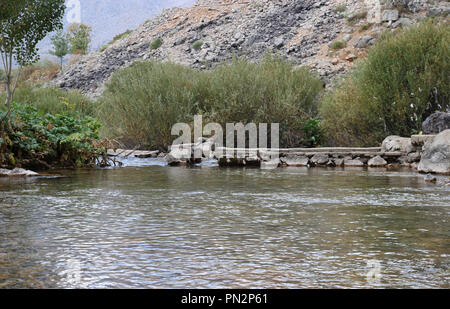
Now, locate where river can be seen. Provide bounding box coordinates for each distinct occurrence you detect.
[0,158,449,288]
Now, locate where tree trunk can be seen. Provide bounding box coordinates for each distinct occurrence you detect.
[4,75,11,107]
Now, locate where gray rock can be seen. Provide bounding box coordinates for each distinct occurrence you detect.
[354,35,375,48]
[343,34,351,42]
[273,37,284,48]
[392,17,413,28]
[165,146,191,166]
[424,174,437,183]
[411,134,436,147]
[344,159,365,167]
[368,156,387,167]
[311,154,329,166]
[382,9,399,22]
[381,136,411,153]
[422,112,450,134]
[334,158,344,167]
[0,168,39,177]
[280,155,309,166]
[407,152,421,163]
[261,158,280,169]
[418,129,450,174]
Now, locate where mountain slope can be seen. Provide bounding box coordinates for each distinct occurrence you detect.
[52,0,449,98]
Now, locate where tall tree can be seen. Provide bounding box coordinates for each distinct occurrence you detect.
[50,29,70,69]
[67,23,92,55]
[0,0,66,108]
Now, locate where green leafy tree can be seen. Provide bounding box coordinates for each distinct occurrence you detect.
[68,23,92,55]
[50,29,70,69]
[0,0,65,108]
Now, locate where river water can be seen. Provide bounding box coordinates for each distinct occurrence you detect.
[0,158,449,288]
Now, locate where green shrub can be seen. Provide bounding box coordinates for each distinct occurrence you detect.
[150,37,163,50]
[347,10,368,24]
[335,4,347,13]
[319,21,450,146]
[197,55,324,147]
[98,55,324,150]
[0,68,5,82]
[192,40,203,51]
[360,23,372,31]
[98,61,197,150]
[0,84,95,117]
[329,40,346,50]
[0,104,103,168]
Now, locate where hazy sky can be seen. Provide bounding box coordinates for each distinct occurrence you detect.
[40,0,196,56]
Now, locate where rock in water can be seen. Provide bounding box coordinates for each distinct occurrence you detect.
[280,155,309,167]
[311,154,329,166]
[0,168,39,177]
[261,158,280,169]
[368,156,387,167]
[344,159,364,167]
[381,136,411,153]
[422,112,450,134]
[165,146,191,166]
[418,129,450,174]
[424,174,437,183]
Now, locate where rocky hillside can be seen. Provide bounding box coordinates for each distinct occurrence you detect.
[52,0,449,98]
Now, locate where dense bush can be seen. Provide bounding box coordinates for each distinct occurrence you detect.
[329,40,346,50]
[320,21,450,146]
[19,60,61,84]
[192,40,203,51]
[98,61,197,149]
[0,84,95,117]
[0,104,104,169]
[197,56,324,147]
[150,37,163,50]
[98,55,323,150]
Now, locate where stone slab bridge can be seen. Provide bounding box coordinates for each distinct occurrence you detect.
[163,134,437,170]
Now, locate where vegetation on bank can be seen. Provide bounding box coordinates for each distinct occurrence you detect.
[320,21,449,146]
[1,19,448,168]
[0,104,105,169]
[98,55,324,150]
[0,85,95,117]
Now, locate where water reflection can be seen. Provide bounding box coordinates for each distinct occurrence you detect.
[0,164,449,288]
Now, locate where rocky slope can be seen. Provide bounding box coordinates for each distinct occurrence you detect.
[52,0,449,98]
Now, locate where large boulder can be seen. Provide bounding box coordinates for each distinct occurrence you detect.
[381,136,411,153]
[368,156,387,167]
[418,129,450,174]
[311,154,329,166]
[382,9,399,22]
[422,112,450,134]
[280,155,309,167]
[354,35,375,49]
